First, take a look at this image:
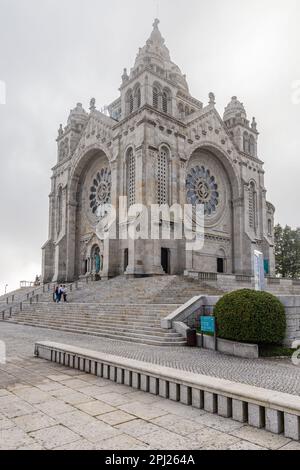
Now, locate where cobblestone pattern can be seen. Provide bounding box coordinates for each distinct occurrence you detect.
[0,323,300,396]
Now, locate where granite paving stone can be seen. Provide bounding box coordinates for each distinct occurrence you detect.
[75,400,115,416]
[97,410,137,426]
[230,425,292,450]
[0,322,298,450]
[13,412,57,432]
[29,425,80,450]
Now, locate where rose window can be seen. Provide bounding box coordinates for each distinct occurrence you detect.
[186,166,219,216]
[89,168,111,215]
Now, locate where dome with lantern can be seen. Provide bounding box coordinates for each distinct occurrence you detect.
[223,96,247,122]
[131,19,189,92]
[67,103,88,127]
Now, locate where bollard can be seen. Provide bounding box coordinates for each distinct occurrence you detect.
[27,293,29,300]
[30,297,33,305]
[36,294,39,303]
[6,297,8,304]
[9,307,12,318]
[20,302,23,312]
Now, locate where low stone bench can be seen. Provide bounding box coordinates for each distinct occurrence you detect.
[34,341,300,441]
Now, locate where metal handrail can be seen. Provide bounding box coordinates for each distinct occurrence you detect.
[1,280,80,321]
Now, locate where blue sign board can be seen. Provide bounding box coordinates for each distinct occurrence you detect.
[264,259,269,275]
[200,316,216,334]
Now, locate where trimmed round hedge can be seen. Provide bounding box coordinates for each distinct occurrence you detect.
[214,289,286,345]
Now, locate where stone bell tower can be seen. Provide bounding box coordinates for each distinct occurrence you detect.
[42,19,276,282]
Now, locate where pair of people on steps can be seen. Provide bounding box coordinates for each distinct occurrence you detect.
[53,285,67,303]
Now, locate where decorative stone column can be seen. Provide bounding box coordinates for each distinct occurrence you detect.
[101,159,120,279]
[65,175,79,282]
[232,196,245,274]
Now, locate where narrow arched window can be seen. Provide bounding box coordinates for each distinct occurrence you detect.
[153,87,159,109]
[157,146,169,205]
[249,182,257,231]
[268,219,272,236]
[57,186,63,235]
[162,91,168,113]
[134,86,141,110]
[129,93,134,114]
[243,132,250,154]
[249,135,255,156]
[126,89,134,115]
[126,148,136,207]
[178,102,184,116]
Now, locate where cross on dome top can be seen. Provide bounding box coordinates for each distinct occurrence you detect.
[153,18,160,28]
[127,19,189,93]
[148,17,165,46]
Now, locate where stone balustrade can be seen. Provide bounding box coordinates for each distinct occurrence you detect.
[34,341,300,441]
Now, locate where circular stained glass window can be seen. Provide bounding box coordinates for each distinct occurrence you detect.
[186,166,219,216]
[89,168,111,215]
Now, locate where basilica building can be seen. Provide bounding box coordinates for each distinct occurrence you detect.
[42,19,275,282]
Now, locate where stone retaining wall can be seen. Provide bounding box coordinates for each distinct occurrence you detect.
[162,295,300,348]
[197,334,259,359]
[185,272,300,295]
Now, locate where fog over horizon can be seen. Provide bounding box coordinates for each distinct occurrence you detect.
[0,0,300,294]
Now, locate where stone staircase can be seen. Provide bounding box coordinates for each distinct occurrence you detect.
[0,286,35,308]
[39,275,222,305]
[6,275,223,346]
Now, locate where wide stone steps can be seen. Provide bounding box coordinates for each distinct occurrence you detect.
[0,286,35,302]
[10,320,186,346]
[5,275,224,346]
[20,307,176,320]
[16,313,163,326]
[11,318,181,338]
[11,312,168,327]
[56,275,223,305]
[9,297,185,346]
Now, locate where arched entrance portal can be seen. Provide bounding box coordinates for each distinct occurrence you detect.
[68,147,112,280]
[186,145,240,274]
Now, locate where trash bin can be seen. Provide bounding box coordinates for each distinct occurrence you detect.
[186,328,197,347]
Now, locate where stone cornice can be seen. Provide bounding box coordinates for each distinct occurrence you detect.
[239,151,264,165]
[114,104,186,131]
[51,157,72,172]
[119,66,189,95]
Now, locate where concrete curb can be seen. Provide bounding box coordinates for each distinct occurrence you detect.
[34,340,300,441]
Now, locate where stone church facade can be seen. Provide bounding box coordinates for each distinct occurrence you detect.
[42,19,275,283]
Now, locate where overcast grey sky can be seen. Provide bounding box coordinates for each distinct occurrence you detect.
[0,0,300,293]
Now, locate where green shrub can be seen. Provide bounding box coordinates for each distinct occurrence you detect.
[214,289,286,345]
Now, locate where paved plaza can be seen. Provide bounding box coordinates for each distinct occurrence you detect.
[1,323,300,395]
[0,323,300,450]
